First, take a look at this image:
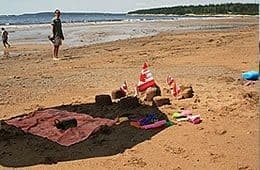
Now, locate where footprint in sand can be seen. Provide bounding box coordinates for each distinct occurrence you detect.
[209,152,225,163]
[164,144,185,155]
[238,165,250,170]
[124,157,147,168]
[214,128,227,135]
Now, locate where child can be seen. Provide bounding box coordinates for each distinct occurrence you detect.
[1,28,11,48]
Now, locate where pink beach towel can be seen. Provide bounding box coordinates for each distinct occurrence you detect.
[5,109,115,146]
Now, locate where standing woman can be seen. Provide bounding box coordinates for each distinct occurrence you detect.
[51,9,64,60]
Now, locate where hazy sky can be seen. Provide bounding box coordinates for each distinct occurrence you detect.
[0,0,257,15]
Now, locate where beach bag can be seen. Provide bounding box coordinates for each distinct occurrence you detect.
[242,71,259,80]
[54,118,77,130]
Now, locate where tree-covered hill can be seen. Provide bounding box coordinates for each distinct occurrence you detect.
[128,3,259,15]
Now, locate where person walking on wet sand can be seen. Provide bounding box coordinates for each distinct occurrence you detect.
[1,28,11,48]
[50,9,64,60]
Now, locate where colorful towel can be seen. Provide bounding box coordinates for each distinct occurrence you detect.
[5,109,115,146]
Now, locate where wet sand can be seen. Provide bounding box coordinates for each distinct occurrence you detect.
[3,16,257,47]
[0,17,259,169]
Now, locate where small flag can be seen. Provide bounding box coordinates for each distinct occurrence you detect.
[138,62,156,92]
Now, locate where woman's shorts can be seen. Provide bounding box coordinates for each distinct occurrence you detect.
[54,36,62,46]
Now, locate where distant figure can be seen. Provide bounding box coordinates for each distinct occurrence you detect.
[50,9,64,60]
[1,28,11,48]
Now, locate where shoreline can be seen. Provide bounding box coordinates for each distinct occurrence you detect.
[0,16,257,49]
[2,13,257,26]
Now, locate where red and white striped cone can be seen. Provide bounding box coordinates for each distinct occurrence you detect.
[166,75,180,97]
[137,62,156,92]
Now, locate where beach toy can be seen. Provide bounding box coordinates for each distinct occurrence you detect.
[137,62,156,92]
[176,117,189,122]
[138,113,158,126]
[188,115,201,124]
[141,120,167,130]
[166,75,181,97]
[130,121,142,129]
[119,117,129,122]
[180,110,192,116]
[165,121,174,127]
[175,115,201,124]
[116,117,129,125]
[242,71,259,81]
[172,112,186,119]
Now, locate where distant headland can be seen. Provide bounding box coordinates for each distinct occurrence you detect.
[128,3,259,15]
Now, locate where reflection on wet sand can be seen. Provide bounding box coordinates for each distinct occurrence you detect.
[3,50,10,58]
[1,49,23,58]
[0,50,10,58]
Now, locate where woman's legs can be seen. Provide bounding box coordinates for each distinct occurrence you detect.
[53,45,60,59]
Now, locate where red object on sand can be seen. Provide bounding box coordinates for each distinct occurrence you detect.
[5,109,115,146]
[137,62,156,92]
[141,120,167,130]
[166,75,181,97]
[130,121,142,129]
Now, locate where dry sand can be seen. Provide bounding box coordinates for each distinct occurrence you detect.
[0,17,259,170]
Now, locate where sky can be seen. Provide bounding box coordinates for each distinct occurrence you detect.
[0,0,258,15]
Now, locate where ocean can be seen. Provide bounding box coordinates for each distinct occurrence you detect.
[0,12,221,26]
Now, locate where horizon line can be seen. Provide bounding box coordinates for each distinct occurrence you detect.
[0,11,126,16]
[0,2,258,16]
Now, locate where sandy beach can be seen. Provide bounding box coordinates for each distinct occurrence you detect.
[0,16,259,169]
